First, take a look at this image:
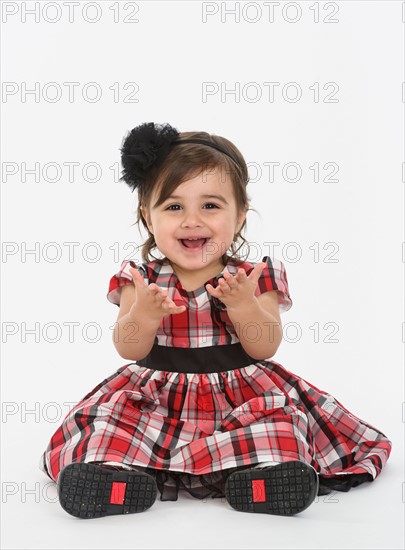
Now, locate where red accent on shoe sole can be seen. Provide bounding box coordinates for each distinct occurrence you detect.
[110,482,126,504]
[252,479,266,502]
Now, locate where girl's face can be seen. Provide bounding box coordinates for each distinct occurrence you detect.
[140,169,247,276]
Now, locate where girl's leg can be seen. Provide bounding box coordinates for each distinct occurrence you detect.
[92,460,144,471]
[251,460,280,469]
[57,461,158,519]
[224,460,319,516]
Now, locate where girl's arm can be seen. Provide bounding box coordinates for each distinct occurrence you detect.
[226,293,283,361]
[112,284,161,361]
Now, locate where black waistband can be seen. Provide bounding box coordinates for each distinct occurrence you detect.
[136,343,258,374]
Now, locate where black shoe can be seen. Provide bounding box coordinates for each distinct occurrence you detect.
[57,462,158,519]
[224,460,319,516]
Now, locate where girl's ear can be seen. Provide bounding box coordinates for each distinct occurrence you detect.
[237,209,247,231]
[140,205,153,233]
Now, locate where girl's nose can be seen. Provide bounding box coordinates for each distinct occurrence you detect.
[180,211,203,227]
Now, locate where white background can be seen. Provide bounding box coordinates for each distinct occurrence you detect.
[1,1,404,549]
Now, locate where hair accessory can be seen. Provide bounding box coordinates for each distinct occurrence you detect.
[171,138,244,175]
[120,122,248,192]
[120,122,180,192]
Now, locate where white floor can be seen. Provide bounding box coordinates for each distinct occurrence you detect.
[1,448,403,550]
[2,332,403,549]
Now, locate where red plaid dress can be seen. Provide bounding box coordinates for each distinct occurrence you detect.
[39,255,392,501]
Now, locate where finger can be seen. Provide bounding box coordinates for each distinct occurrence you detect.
[173,305,187,314]
[164,297,181,308]
[248,262,266,282]
[148,283,161,294]
[165,302,186,311]
[129,267,139,282]
[223,271,237,287]
[218,278,230,291]
[158,291,170,303]
[206,283,220,297]
[129,268,145,287]
[163,301,186,314]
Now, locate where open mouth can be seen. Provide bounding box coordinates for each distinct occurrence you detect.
[178,238,209,251]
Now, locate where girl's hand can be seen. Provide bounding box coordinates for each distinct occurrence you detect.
[128,267,186,321]
[205,262,267,311]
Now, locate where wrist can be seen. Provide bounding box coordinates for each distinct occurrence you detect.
[128,305,162,328]
[226,296,258,314]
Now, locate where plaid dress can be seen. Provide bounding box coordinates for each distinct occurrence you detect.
[39,255,392,501]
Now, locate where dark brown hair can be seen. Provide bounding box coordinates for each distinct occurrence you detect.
[131,130,257,265]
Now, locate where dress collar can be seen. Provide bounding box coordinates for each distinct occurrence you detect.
[161,256,239,296]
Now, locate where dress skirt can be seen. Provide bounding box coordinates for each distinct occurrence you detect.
[39,343,392,502]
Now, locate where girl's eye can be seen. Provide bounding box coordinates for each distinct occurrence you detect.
[166,203,219,211]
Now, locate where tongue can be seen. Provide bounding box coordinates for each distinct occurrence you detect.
[183,239,206,248]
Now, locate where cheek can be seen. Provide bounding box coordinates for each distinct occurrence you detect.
[154,221,176,235]
[217,216,235,232]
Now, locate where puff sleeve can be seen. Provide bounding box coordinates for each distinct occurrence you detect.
[106,259,147,307]
[254,256,293,313]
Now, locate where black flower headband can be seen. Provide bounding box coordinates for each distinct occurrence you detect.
[119,122,248,192]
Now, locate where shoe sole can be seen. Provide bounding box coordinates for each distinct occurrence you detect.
[57,462,157,519]
[224,460,319,516]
